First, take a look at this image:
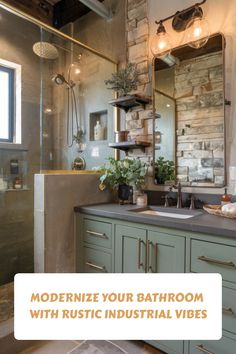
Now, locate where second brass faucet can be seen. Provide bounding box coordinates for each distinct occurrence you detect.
[170,182,183,208]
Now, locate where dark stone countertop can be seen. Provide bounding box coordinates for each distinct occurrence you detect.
[74,203,236,238]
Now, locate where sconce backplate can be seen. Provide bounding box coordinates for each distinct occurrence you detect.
[172,7,203,32]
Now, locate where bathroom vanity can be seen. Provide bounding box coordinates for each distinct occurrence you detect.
[75,203,236,354]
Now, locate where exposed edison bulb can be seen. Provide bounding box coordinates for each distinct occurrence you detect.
[185,15,210,49]
[68,54,82,85]
[150,23,172,56]
[68,61,81,84]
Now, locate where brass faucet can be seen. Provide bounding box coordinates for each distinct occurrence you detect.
[170,182,183,208]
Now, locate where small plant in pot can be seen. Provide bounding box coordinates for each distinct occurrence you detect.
[99,157,147,204]
[104,63,139,97]
[154,157,175,184]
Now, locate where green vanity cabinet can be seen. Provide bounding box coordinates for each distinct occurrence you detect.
[76,212,236,354]
[76,214,114,273]
[189,236,236,353]
[114,224,185,274]
[115,224,146,273]
[189,334,236,354]
[83,246,112,273]
[147,230,185,273]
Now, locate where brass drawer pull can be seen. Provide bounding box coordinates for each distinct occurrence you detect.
[155,243,158,273]
[85,261,106,272]
[86,230,107,239]
[138,238,144,269]
[147,241,158,273]
[147,240,152,272]
[196,344,214,354]
[223,307,235,315]
[198,256,235,268]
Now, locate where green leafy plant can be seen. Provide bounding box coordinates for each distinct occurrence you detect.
[104,63,139,96]
[99,157,147,190]
[154,157,175,184]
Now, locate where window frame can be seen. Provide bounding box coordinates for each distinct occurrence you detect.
[0,64,15,143]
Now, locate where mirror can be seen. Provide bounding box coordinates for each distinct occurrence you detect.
[153,33,225,187]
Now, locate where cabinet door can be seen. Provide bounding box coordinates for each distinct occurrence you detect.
[83,246,112,273]
[146,339,184,354]
[147,230,185,273]
[189,336,236,354]
[147,231,185,354]
[83,218,112,249]
[190,239,236,283]
[115,224,146,273]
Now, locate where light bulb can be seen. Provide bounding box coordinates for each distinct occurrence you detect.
[68,61,81,84]
[151,23,172,56]
[185,15,210,49]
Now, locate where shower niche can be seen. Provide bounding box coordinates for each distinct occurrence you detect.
[89,110,108,141]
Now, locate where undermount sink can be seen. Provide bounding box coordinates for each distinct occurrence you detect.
[129,206,202,219]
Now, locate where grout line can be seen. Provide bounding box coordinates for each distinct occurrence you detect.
[107,340,130,354]
[66,340,130,354]
[66,340,87,354]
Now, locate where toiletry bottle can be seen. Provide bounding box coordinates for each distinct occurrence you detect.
[10,159,19,174]
[221,188,232,206]
[94,121,103,141]
[0,168,4,190]
[14,177,22,189]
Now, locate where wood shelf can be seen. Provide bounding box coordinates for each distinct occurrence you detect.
[108,95,151,112]
[109,141,150,154]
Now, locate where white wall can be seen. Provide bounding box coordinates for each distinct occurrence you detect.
[148,0,236,185]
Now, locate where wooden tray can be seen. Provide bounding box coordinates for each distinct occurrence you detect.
[203,204,236,219]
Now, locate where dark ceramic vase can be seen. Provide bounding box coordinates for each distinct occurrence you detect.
[118,184,132,204]
[155,176,165,184]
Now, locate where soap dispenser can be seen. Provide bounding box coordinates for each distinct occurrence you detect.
[221,188,232,206]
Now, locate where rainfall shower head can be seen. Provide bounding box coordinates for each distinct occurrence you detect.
[33,42,59,60]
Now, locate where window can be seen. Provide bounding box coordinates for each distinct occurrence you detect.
[0,65,14,142]
[0,59,21,145]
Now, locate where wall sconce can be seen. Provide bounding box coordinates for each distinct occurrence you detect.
[151,0,209,56]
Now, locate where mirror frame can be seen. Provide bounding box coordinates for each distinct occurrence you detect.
[152,32,226,188]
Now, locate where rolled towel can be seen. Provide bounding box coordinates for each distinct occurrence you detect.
[222,202,236,213]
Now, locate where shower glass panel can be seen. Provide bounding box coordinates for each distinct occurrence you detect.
[0,6,41,320]
[40,29,117,171]
[0,1,117,326]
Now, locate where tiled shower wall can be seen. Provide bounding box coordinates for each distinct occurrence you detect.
[0,9,41,285]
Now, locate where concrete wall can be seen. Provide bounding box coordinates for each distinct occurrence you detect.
[34,172,112,273]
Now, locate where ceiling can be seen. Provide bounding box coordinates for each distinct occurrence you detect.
[53,0,104,28]
[46,0,61,4]
[3,0,104,28]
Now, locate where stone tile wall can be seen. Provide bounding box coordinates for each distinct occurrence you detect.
[126,0,152,163]
[175,51,224,186]
[126,1,225,188]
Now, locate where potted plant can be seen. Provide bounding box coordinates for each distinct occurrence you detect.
[99,157,147,204]
[104,63,139,97]
[154,157,175,184]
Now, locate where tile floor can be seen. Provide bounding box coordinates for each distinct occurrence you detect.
[20,340,165,354]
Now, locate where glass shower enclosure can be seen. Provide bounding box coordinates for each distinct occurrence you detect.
[0,1,117,324]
